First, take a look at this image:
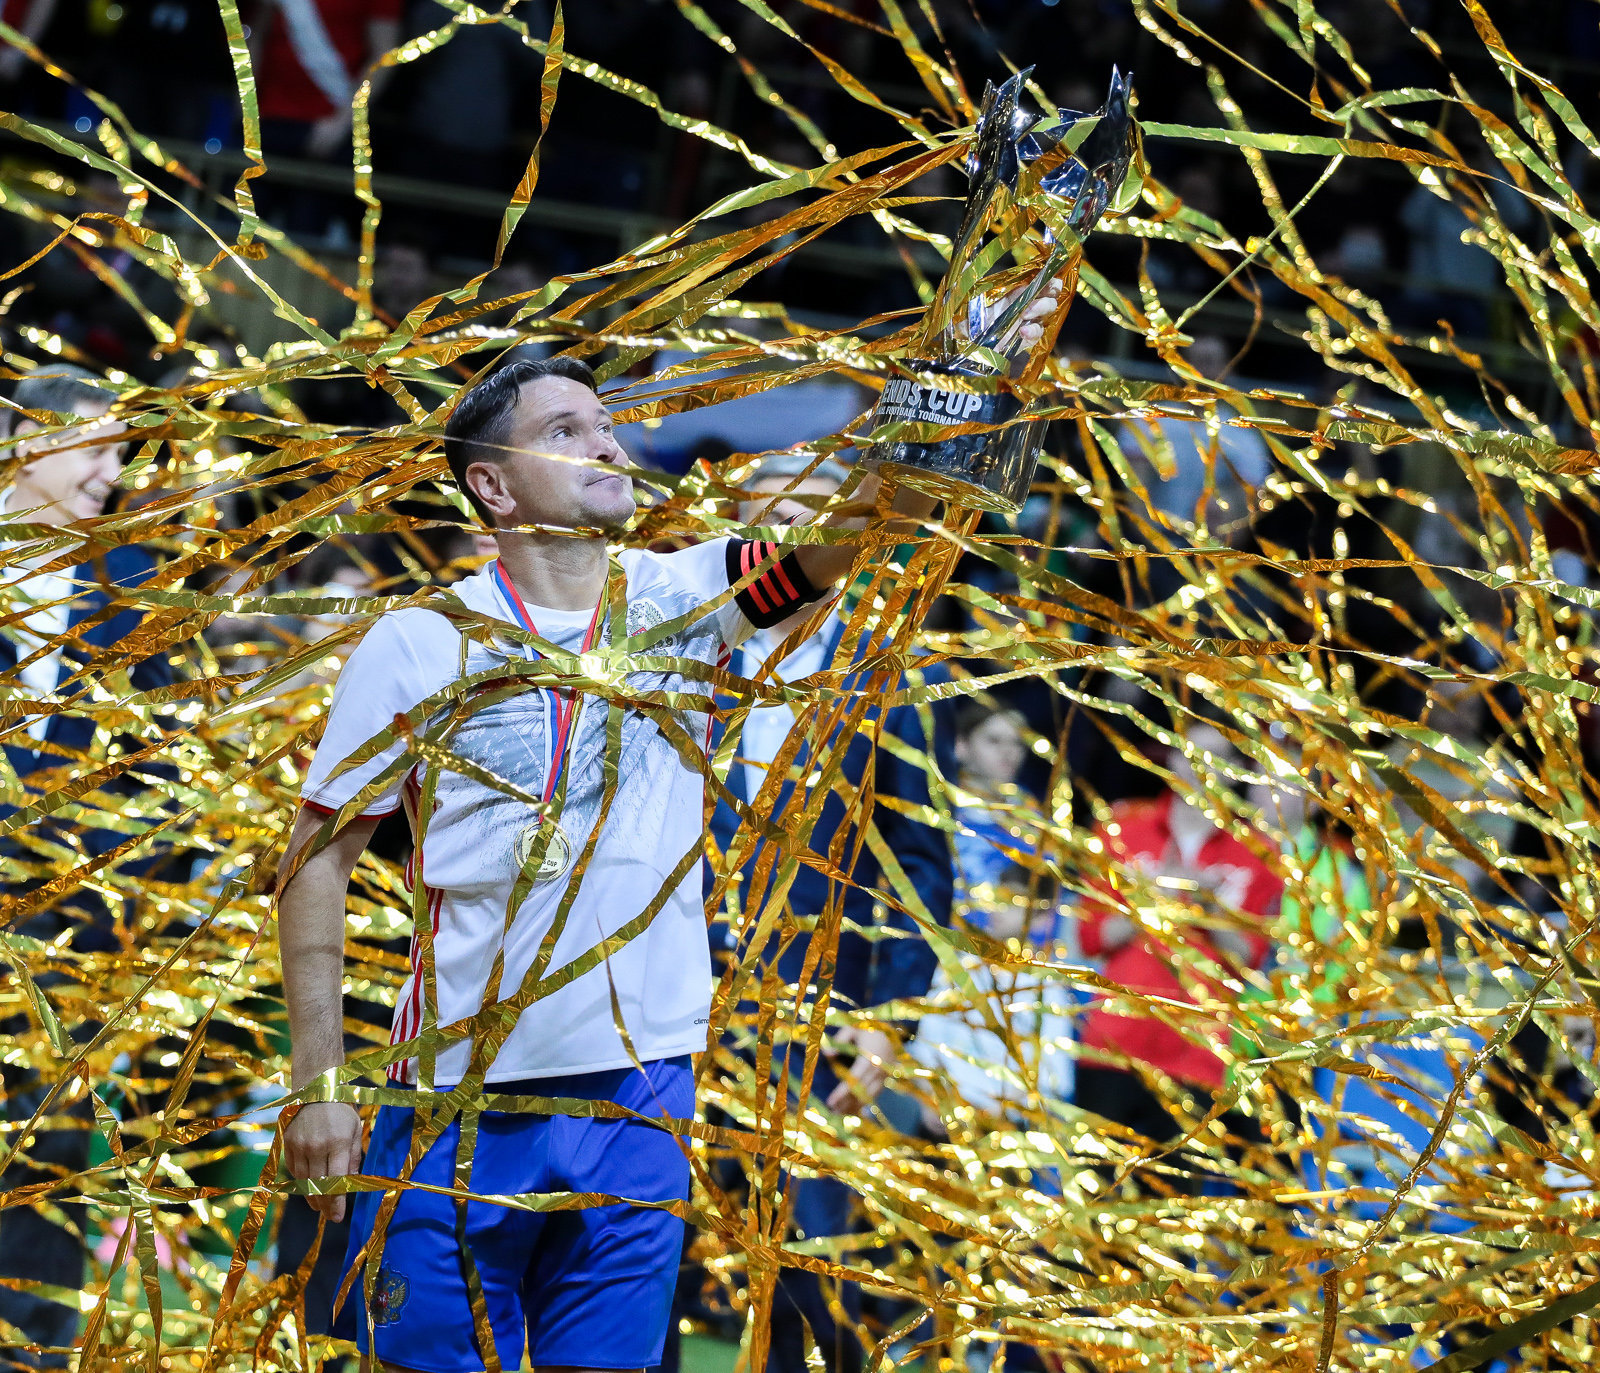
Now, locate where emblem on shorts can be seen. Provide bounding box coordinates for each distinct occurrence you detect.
[371,1267,410,1326]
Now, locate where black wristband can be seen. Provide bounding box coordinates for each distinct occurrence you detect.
[726,538,823,629]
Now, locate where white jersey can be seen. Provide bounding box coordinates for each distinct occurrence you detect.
[299,537,817,1085]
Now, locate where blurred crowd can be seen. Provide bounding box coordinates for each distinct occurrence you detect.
[1,0,1599,377]
[3,0,1600,1369]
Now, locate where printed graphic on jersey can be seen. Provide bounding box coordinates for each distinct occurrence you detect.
[626,596,668,638]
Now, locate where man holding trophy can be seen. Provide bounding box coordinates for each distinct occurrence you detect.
[274,66,1135,1373]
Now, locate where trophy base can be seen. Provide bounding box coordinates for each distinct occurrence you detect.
[865,360,1046,514]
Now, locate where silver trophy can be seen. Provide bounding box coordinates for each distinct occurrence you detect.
[866,68,1140,512]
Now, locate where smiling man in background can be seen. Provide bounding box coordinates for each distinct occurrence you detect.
[0,363,174,1372]
[704,450,957,1373]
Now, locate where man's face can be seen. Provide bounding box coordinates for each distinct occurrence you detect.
[957,712,1027,787]
[7,398,125,525]
[470,377,635,533]
[376,245,431,315]
[738,472,839,528]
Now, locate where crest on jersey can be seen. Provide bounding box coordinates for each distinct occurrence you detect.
[627,597,668,639]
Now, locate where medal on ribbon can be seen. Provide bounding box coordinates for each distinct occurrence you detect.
[492,559,606,885]
[514,813,573,881]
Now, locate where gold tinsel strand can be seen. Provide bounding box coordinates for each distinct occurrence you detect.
[0,3,1596,1372]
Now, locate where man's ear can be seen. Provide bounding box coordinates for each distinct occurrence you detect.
[9,417,42,459]
[466,460,511,523]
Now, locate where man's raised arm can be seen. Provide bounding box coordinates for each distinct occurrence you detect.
[788,474,940,592]
[275,807,378,1223]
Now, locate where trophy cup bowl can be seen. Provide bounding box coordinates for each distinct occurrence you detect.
[866,68,1140,514]
[867,361,1047,513]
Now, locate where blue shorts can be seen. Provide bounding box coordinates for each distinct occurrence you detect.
[332,1056,693,1372]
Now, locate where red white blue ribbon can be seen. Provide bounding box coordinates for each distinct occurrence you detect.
[491,559,605,807]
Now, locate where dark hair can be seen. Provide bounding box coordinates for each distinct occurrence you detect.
[955,698,1026,742]
[442,355,598,526]
[998,860,1060,907]
[9,364,110,433]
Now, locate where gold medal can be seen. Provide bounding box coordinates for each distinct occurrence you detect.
[515,812,573,882]
[491,559,616,888]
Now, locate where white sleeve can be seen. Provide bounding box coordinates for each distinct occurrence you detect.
[644,536,826,649]
[913,1009,1006,1115]
[636,538,749,648]
[300,611,440,817]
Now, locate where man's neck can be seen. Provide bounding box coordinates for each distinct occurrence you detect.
[0,488,82,563]
[493,530,609,612]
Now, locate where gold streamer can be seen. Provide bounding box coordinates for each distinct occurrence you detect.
[1,4,1598,1372]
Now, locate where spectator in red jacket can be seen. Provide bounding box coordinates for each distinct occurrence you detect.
[250,0,401,236]
[1075,719,1282,1154]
